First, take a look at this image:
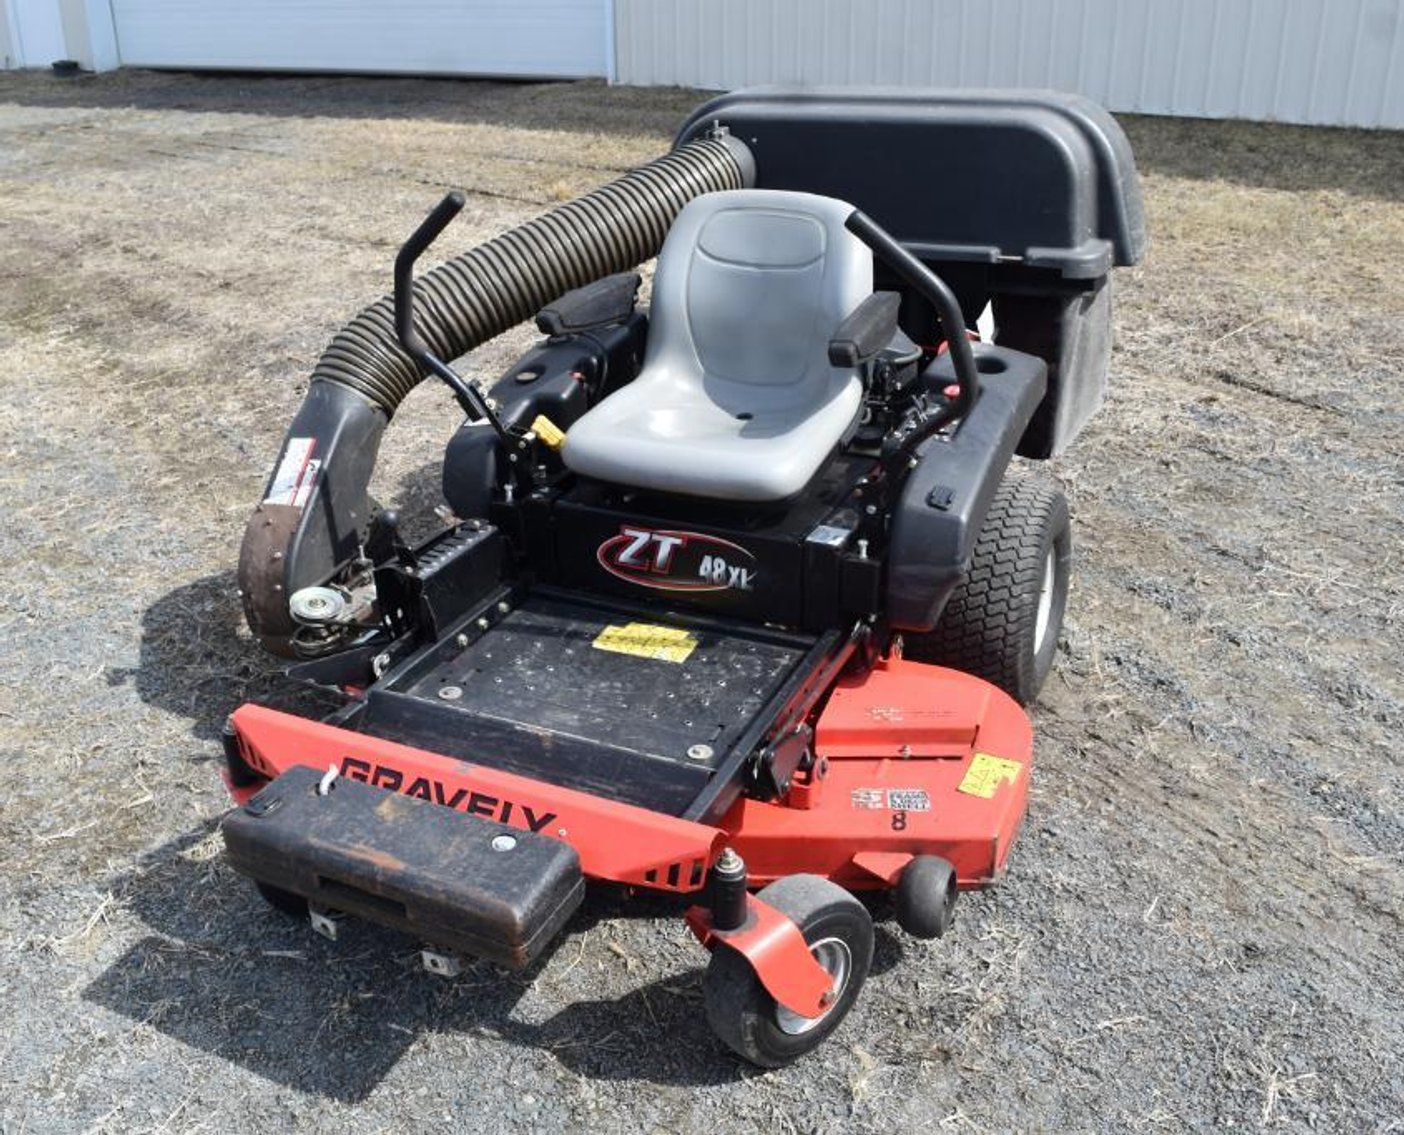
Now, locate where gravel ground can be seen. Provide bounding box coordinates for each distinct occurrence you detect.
[1,71,1401,1133]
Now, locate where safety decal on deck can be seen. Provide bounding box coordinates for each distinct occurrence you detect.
[887,789,931,812]
[851,788,931,811]
[264,437,319,507]
[958,753,1024,799]
[592,622,698,664]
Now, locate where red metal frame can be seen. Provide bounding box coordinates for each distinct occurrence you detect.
[229,658,1029,893]
[686,896,835,1019]
[229,704,725,893]
[722,658,1032,889]
[227,656,1031,1009]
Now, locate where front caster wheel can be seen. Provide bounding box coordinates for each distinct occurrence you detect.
[703,874,873,1068]
[895,855,957,939]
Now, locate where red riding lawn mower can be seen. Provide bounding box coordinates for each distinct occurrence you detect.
[223,88,1145,1066]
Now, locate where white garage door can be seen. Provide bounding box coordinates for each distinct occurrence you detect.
[5,0,68,68]
[110,0,610,79]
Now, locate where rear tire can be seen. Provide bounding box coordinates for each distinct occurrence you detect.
[703,875,873,1068]
[904,474,1071,705]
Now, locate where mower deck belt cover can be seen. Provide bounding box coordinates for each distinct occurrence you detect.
[223,765,584,968]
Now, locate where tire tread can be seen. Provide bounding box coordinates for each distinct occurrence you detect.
[904,474,1070,704]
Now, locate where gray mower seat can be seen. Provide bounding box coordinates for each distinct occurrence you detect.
[561,189,872,502]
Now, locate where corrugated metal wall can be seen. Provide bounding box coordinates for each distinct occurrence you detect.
[3,0,68,69]
[614,0,1404,129]
[107,0,610,78]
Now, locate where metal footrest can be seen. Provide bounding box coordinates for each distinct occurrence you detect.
[420,948,464,977]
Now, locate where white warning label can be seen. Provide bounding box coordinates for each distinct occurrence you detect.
[264,438,318,507]
[886,789,931,812]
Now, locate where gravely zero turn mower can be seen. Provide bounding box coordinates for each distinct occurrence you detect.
[223,88,1145,1066]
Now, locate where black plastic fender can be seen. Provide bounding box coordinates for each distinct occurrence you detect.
[887,345,1047,633]
[224,765,584,969]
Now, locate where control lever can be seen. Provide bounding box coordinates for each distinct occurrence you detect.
[844,209,979,461]
[393,193,514,448]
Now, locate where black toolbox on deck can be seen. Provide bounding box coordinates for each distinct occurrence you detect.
[223,765,584,968]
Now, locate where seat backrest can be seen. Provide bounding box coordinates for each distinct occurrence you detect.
[646,189,872,394]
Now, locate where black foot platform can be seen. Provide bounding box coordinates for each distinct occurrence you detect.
[350,591,830,818]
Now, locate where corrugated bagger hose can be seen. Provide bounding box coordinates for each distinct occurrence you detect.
[316,135,753,416]
[239,135,755,654]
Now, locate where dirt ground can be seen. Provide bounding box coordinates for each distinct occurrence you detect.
[1,70,1401,1133]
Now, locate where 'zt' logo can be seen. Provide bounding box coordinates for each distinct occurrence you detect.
[597,526,759,593]
[612,526,683,574]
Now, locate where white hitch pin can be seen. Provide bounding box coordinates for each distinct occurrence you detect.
[318,764,339,797]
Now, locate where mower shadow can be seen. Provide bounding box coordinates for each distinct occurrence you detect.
[114,569,339,743]
[86,823,915,1100]
[116,547,911,1098]
[83,828,753,1100]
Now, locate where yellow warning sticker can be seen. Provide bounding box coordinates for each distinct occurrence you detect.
[593,622,698,664]
[957,753,1024,799]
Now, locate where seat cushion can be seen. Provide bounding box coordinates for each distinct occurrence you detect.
[688,208,828,385]
[562,368,862,501]
[560,189,870,501]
